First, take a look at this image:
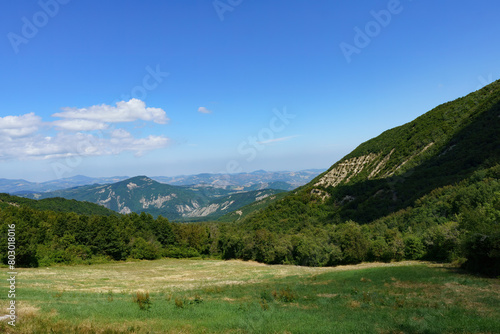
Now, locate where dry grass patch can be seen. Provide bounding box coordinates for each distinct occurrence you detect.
[348,300,361,308]
[317,293,338,298]
[17,259,427,294]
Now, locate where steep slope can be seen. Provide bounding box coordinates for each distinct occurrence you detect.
[181,189,286,222]
[241,80,500,230]
[217,191,289,222]
[22,176,286,221]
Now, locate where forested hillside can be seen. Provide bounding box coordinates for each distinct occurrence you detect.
[21,176,286,221]
[0,193,116,216]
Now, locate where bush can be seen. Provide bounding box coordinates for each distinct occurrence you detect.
[423,221,461,261]
[462,232,500,277]
[130,237,161,260]
[333,221,369,264]
[163,245,200,258]
[403,235,426,260]
[368,238,392,262]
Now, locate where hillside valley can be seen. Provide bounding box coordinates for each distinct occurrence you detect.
[18,176,286,221]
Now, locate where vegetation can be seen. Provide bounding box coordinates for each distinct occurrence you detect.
[0,81,498,332]
[1,164,498,276]
[21,176,286,221]
[217,191,288,222]
[1,259,498,333]
[0,193,116,216]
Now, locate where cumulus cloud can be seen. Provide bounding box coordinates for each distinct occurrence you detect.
[53,99,169,124]
[0,99,170,161]
[0,112,42,138]
[198,107,212,114]
[0,131,169,160]
[53,119,109,131]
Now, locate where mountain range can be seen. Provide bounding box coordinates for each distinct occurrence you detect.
[1,169,323,194]
[18,176,287,221]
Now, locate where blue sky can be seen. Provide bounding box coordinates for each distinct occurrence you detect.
[1,0,499,181]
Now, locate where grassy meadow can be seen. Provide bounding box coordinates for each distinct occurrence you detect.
[1,259,499,333]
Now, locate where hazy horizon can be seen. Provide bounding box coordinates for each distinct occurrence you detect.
[2,167,328,184]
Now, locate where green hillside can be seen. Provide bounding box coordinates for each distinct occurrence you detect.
[217,191,288,222]
[0,193,117,216]
[21,176,285,221]
[211,80,500,275]
[241,80,500,231]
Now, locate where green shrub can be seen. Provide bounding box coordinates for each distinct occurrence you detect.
[423,221,461,261]
[368,238,392,262]
[462,232,500,277]
[403,235,426,260]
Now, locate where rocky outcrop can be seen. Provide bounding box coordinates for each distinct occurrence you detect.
[140,194,177,209]
[368,149,395,179]
[315,153,379,188]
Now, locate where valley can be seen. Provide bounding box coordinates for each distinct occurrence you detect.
[5,169,323,221]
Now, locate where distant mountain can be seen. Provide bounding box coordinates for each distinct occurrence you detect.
[1,175,130,194]
[21,176,286,221]
[1,170,324,194]
[151,169,324,190]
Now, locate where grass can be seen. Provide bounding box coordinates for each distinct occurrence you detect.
[1,259,499,333]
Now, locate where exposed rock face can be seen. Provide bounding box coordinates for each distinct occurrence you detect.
[383,142,434,177]
[140,194,177,209]
[127,182,138,190]
[255,192,270,201]
[369,149,395,179]
[315,153,379,188]
[312,143,435,203]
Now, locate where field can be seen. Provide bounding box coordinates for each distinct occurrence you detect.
[1,259,499,333]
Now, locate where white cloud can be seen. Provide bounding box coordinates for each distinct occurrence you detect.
[53,99,169,124]
[0,100,171,161]
[0,131,169,160]
[111,128,132,139]
[198,107,212,114]
[53,119,109,131]
[0,112,41,138]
